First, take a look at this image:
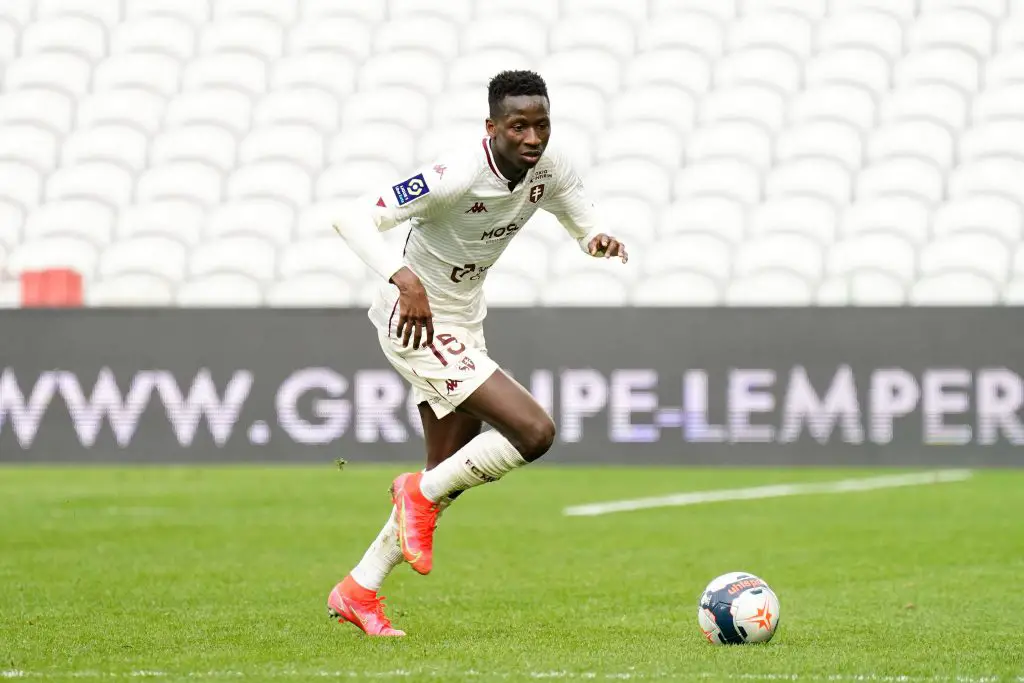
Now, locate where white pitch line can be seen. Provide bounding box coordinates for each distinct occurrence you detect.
[562,469,974,517]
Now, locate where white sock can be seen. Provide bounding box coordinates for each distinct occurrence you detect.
[419,430,527,502]
[350,507,403,592]
[349,493,460,591]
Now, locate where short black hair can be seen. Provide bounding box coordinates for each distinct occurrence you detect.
[487,70,549,118]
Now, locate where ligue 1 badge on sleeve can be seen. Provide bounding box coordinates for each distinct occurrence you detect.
[393,174,430,205]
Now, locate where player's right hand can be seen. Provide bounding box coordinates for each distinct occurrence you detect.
[391,267,434,350]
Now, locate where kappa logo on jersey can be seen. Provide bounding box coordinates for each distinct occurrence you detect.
[445,379,461,394]
[465,202,487,214]
[433,164,447,179]
[392,174,429,205]
[529,184,545,203]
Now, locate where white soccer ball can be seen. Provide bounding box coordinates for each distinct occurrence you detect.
[697,571,781,645]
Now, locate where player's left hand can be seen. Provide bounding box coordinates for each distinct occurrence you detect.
[588,234,628,263]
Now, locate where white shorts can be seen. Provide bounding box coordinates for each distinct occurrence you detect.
[378,321,499,419]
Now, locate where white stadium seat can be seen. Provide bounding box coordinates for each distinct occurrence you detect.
[119,201,205,245]
[817,272,907,306]
[94,54,181,98]
[909,10,995,58]
[542,49,622,98]
[98,236,189,282]
[972,84,1024,123]
[630,272,721,306]
[24,200,114,245]
[296,200,349,239]
[6,236,99,279]
[960,121,1024,163]
[151,125,237,172]
[950,159,1024,204]
[910,272,1000,305]
[895,49,981,93]
[164,90,252,136]
[840,197,931,245]
[725,271,814,305]
[775,121,864,170]
[880,84,969,132]
[598,198,658,246]
[645,234,732,281]
[0,202,23,250]
[279,238,368,281]
[734,233,824,282]
[375,17,460,61]
[342,88,430,131]
[652,0,738,22]
[61,125,148,173]
[460,17,548,60]
[765,159,852,207]
[548,241,639,284]
[254,89,340,133]
[389,0,473,24]
[659,197,746,244]
[5,54,91,97]
[749,197,838,244]
[176,273,263,307]
[126,0,210,25]
[685,121,773,170]
[551,14,636,61]
[229,162,313,207]
[78,91,166,136]
[111,16,196,61]
[266,274,354,307]
[214,0,296,23]
[543,84,606,134]
[189,236,277,281]
[0,19,16,64]
[21,16,107,62]
[611,86,697,132]
[494,233,551,281]
[855,158,945,205]
[727,12,814,58]
[136,162,223,207]
[919,234,1011,282]
[805,48,890,96]
[743,0,827,20]
[482,271,541,307]
[985,51,1024,89]
[599,122,684,168]
[315,161,400,201]
[1004,278,1024,304]
[415,125,490,165]
[675,159,762,205]
[827,233,918,284]
[564,0,649,24]
[868,121,956,170]
[359,51,446,97]
[450,50,536,91]
[932,197,1023,243]
[588,159,672,207]
[240,125,325,171]
[921,0,1005,20]
[473,1,559,26]
[0,162,42,210]
[0,0,33,26]
[288,17,372,62]
[0,90,74,135]
[302,0,387,24]
[540,272,629,306]
[206,199,294,246]
[715,47,802,95]
[831,0,916,21]
[270,53,357,98]
[87,274,176,306]
[183,53,267,96]
[637,12,724,59]
[46,163,133,207]
[199,17,284,60]
[329,124,416,171]
[625,49,712,95]
[0,125,59,173]
[699,85,787,134]
[789,85,877,132]
[38,0,120,28]
[999,18,1024,51]
[816,11,903,61]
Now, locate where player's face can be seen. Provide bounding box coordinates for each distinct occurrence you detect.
[487,95,551,171]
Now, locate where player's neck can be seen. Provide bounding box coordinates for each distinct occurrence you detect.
[489,139,527,189]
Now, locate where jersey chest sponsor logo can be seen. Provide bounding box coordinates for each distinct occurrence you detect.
[479,222,521,241]
[392,174,429,205]
[532,168,552,181]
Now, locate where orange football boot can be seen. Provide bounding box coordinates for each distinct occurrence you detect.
[326,575,405,637]
[390,472,440,575]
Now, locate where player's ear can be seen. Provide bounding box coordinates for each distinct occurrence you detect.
[485,118,496,136]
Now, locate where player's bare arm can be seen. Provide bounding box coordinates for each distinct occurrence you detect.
[390,266,433,350]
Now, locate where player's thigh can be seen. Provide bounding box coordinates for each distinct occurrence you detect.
[418,402,482,470]
[456,369,555,461]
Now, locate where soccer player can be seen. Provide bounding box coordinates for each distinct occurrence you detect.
[326,70,628,636]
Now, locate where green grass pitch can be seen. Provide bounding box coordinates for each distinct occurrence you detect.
[2,465,1023,682]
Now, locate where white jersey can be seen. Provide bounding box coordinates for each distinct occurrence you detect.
[362,136,602,332]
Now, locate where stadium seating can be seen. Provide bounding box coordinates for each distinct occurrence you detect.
[3,0,1024,308]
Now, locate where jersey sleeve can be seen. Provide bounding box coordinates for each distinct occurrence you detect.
[362,159,475,232]
[542,152,605,252]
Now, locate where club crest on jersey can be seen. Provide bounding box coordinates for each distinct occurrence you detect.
[392,174,429,205]
[529,184,545,203]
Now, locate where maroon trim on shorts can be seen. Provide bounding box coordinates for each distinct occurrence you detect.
[387,299,399,338]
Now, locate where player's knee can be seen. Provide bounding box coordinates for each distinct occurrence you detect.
[518,415,556,462]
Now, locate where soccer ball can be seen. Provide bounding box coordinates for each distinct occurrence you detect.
[697,571,781,645]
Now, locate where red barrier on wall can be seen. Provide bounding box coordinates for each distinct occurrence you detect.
[20,269,83,307]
